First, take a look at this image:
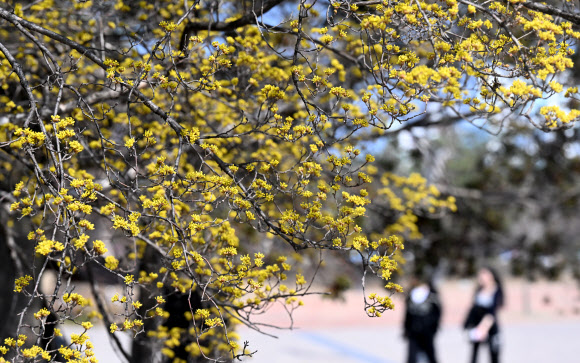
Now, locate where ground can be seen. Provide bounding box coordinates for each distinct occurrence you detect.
[64,277,580,362]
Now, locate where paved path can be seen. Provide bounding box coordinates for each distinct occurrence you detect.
[63,278,580,362]
[237,278,580,363]
[239,320,580,363]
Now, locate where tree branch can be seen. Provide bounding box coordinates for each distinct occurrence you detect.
[522,2,580,25]
[181,0,286,33]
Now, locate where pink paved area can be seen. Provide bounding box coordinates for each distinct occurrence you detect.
[246,277,580,329]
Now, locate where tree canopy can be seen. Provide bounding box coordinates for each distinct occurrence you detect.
[0,0,578,362]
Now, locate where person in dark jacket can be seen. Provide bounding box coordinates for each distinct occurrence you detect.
[403,276,441,363]
[463,266,504,363]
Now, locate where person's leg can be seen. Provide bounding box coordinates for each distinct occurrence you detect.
[420,336,438,363]
[489,334,500,363]
[470,342,480,363]
[407,338,419,363]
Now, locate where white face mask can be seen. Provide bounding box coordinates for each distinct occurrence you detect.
[410,285,430,304]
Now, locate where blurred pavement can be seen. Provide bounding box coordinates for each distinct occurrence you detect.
[237,278,580,363]
[238,320,580,363]
[64,278,580,363]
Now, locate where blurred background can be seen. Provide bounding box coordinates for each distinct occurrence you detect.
[66,274,580,362]
[235,276,580,363]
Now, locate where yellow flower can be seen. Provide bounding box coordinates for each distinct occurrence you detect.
[82,322,93,330]
[105,256,119,270]
[124,274,134,285]
[125,137,135,148]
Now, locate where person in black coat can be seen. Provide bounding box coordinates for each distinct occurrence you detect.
[463,266,504,363]
[403,276,441,363]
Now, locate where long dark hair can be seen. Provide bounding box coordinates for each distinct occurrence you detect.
[476,266,504,308]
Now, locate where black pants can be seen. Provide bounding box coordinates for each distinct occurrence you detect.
[407,335,437,363]
[470,333,500,363]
